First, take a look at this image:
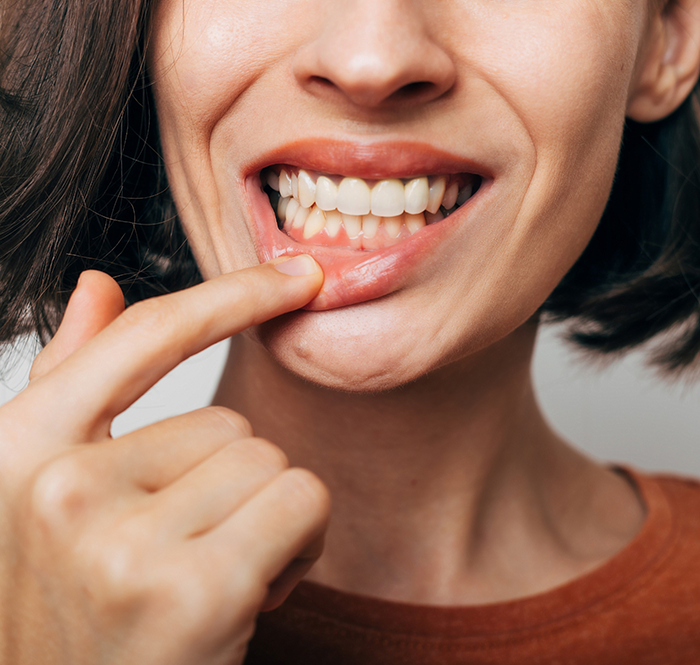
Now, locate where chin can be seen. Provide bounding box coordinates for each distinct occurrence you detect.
[254,305,451,394]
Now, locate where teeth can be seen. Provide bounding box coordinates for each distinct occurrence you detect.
[427,177,446,214]
[298,169,316,208]
[442,181,459,210]
[316,175,338,211]
[273,200,449,241]
[325,209,343,238]
[267,168,480,244]
[405,212,426,235]
[292,204,310,229]
[384,215,403,238]
[337,178,371,216]
[342,213,362,238]
[277,196,289,221]
[304,206,326,239]
[266,170,280,191]
[371,179,404,217]
[279,169,292,198]
[362,214,380,239]
[404,177,429,215]
[285,198,300,226]
[457,182,474,206]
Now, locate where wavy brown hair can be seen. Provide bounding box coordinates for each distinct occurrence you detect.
[0,0,199,344]
[1,0,700,373]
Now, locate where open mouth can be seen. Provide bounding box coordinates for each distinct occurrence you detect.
[261,166,482,251]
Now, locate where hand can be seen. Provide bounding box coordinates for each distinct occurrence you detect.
[0,257,330,665]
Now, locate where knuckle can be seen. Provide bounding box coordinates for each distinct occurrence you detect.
[151,560,254,639]
[86,538,143,606]
[203,405,254,438]
[83,517,152,609]
[29,455,95,530]
[119,297,178,339]
[166,572,221,632]
[280,467,331,517]
[241,437,289,472]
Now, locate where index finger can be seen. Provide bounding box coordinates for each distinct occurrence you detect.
[27,256,322,443]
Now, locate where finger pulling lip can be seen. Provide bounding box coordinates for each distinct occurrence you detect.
[242,139,493,310]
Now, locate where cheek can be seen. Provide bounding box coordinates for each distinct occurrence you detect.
[150,0,297,136]
[472,2,644,275]
[468,2,642,156]
[148,0,295,274]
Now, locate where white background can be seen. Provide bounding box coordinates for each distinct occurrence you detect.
[2,324,699,476]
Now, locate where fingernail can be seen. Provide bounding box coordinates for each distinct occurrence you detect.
[273,255,319,276]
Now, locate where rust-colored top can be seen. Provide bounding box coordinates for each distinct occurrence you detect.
[245,471,700,664]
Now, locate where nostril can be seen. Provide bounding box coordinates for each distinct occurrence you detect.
[309,76,335,90]
[392,81,435,101]
[307,76,440,107]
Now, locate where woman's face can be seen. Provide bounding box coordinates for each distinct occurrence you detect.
[150,0,653,391]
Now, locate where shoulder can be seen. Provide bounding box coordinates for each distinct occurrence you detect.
[645,470,700,529]
[626,470,700,605]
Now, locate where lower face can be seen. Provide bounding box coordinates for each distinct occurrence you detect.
[150,0,648,392]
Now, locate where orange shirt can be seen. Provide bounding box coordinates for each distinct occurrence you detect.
[245,471,700,664]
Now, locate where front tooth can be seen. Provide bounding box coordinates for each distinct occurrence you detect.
[442,181,459,210]
[292,204,310,229]
[298,170,316,208]
[277,196,290,221]
[362,214,380,239]
[426,176,446,214]
[342,213,362,238]
[325,210,343,238]
[315,175,338,211]
[279,169,292,198]
[303,206,326,239]
[291,172,299,199]
[405,212,426,234]
[371,179,404,217]
[285,198,300,226]
[266,170,280,191]
[404,177,430,214]
[384,215,403,238]
[456,182,474,206]
[337,177,371,216]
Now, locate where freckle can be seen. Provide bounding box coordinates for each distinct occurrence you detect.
[410,478,418,487]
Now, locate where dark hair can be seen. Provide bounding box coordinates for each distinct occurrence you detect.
[0,0,200,344]
[543,94,700,373]
[1,0,700,373]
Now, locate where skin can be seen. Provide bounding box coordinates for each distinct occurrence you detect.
[0,0,699,664]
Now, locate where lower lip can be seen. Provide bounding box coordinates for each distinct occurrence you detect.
[245,176,485,310]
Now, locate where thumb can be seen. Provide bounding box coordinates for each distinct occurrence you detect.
[30,271,125,382]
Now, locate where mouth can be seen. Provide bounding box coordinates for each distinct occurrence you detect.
[261,166,481,251]
[243,140,491,311]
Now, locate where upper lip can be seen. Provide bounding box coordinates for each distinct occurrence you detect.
[243,138,494,181]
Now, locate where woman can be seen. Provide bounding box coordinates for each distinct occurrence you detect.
[1,0,700,662]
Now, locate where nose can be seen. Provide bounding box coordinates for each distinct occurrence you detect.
[293,0,457,109]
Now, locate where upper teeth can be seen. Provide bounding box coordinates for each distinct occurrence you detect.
[267,168,473,218]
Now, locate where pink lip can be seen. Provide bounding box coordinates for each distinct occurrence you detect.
[242,139,493,310]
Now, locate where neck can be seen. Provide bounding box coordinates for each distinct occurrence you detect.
[214,322,645,605]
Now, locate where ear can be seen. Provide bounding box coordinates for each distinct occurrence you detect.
[627,0,700,122]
